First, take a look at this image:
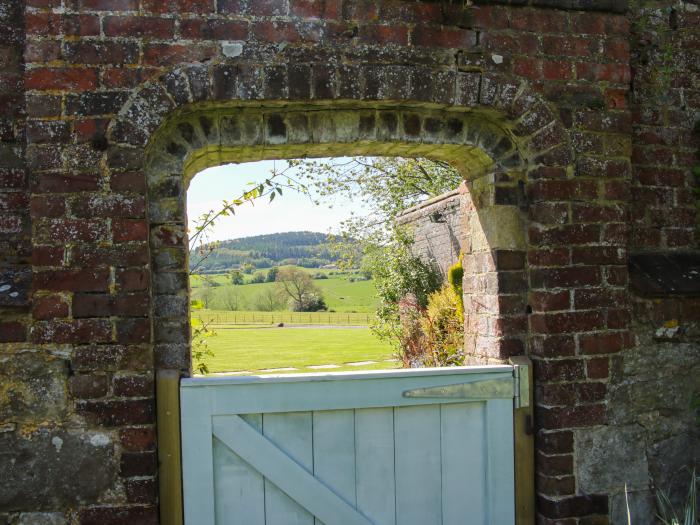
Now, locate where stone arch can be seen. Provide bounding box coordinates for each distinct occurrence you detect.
[104,61,573,375]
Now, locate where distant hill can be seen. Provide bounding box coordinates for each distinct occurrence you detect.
[190,231,348,273]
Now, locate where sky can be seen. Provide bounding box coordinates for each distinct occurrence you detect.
[187,159,367,242]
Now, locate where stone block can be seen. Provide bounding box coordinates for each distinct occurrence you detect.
[575,425,649,493]
[0,430,115,511]
[0,352,68,421]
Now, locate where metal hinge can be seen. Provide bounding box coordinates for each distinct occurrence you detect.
[402,377,514,401]
[513,363,530,409]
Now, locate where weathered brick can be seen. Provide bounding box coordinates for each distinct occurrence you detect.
[120,426,156,451]
[34,268,110,292]
[32,294,69,319]
[120,451,157,477]
[69,374,109,399]
[77,399,154,427]
[103,16,175,38]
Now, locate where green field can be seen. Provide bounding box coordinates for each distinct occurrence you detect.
[191,267,378,313]
[197,326,399,375]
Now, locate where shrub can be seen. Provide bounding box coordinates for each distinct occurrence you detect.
[420,284,465,367]
[447,253,464,319]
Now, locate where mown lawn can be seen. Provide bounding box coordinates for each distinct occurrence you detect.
[197,326,399,375]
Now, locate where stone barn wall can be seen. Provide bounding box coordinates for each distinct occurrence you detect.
[0,0,698,523]
[396,188,468,277]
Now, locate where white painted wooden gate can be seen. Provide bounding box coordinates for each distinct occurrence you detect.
[181,366,526,525]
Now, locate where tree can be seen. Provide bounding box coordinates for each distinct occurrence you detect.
[253,287,286,311]
[290,157,462,265]
[197,281,215,309]
[219,287,244,311]
[275,267,326,312]
[266,267,279,282]
[251,271,266,284]
[229,270,244,285]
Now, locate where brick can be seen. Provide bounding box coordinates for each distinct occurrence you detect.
[142,43,217,67]
[142,0,212,13]
[120,451,157,477]
[104,16,175,38]
[120,426,156,451]
[110,172,146,193]
[125,478,157,504]
[31,246,64,266]
[358,24,408,45]
[530,267,602,289]
[577,382,607,403]
[72,344,152,373]
[35,218,109,243]
[532,335,576,357]
[71,244,148,267]
[113,219,148,242]
[536,404,606,430]
[70,194,145,219]
[530,311,605,334]
[116,318,151,343]
[73,293,149,318]
[31,318,112,344]
[77,399,154,427]
[180,19,249,39]
[26,68,98,91]
[535,359,585,382]
[34,268,110,292]
[30,195,66,218]
[113,374,154,397]
[537,452,574,476]
[116,268,149,292]
[538,494,609,519]
[411,26,477,49]
[34,173,101,193]
[62,14,101,36]
[77,0,138,9]
[538,430,574,454]
[79,506,158,525]
[32,294,69,320]
[68,374,109,398]
[0,321,26,342]
[63,41,139,65]
[538,474,576,496]
[574,289,627,310]
[530,290,570,312]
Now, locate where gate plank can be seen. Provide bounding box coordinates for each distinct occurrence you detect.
[213,414,265,525]
[213,415,373,525]
[262,412,315,525]
[181,388,215,525]
[312,410,356,525]
[486,399,515,525]
[441,403,487,525]
[355,408,396,525]
[394,405,442,525]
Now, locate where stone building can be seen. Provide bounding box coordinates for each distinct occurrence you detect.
[0,0,698,523]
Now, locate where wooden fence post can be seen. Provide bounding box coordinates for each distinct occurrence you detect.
[510,355,535,525]
[157,369,184,525]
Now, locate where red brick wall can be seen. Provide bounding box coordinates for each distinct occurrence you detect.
[0,0,697,523]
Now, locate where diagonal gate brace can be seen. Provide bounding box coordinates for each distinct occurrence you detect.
[213,415,375,525]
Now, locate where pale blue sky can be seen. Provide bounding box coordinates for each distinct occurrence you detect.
[187,159,366,242]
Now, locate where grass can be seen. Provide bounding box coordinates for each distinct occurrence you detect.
[191,267,378,313]
[192,309,374,326]
[197,326,398,375]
